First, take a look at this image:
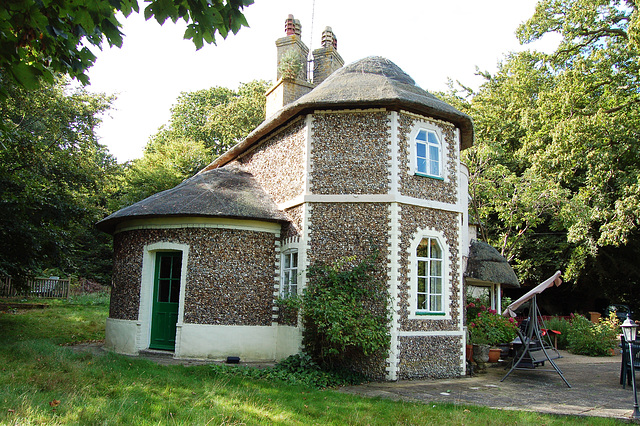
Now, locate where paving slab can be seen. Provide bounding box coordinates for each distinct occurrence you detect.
[340,351,637,421]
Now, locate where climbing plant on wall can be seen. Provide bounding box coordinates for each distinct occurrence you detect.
[301,251,391,371]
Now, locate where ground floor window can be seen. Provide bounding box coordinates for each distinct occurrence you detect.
[416,237,444,313]
[281,250,298,297]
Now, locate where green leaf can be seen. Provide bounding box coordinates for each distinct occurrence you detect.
[10,63,43,90]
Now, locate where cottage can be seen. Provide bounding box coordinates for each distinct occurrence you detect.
[97,16,475,380]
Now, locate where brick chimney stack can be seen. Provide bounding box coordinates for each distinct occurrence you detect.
[276,14,308,81]
[266,15,315,117]
[312,26,344,85]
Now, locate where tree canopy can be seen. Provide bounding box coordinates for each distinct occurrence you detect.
[0,76,120,285]
[446,0,640,308]
[114,80,268,208]
[0,0,253,94]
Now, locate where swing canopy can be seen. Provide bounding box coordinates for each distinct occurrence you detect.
[502,271,563,318]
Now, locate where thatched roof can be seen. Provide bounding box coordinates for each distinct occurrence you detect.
[96,164,287,234]
[465,240,520,288]
[203,56,473,171]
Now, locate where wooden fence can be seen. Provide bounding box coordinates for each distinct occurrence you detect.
[0,275,70,299]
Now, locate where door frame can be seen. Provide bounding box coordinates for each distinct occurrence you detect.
[138,242,189,352]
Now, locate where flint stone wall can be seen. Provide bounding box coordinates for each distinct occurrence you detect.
[398,335,463,379]
[310,111,391,195]
[239,118,307,205]
[397,205,461,332]
[109,227,278,326]
[307,202,391,380]
[397,112,458,203]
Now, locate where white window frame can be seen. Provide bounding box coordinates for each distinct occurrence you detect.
[409,123,444,180]
[280,249,299,298]
[408,231,450,319]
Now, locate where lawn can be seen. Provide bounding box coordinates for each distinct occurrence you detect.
[0,295,624,425]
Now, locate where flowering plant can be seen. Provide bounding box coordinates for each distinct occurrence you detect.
[467,301,518,346]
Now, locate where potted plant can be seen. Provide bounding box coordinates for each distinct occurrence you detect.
[468,303,518,363]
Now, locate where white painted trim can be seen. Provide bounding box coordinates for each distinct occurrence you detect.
[277,194,464,213]
[114,217,281,235]
[407,229,451,320]
[138,242,190,352]
[313,108,387,115]
[385,202,401,381]
[398,330,465,337]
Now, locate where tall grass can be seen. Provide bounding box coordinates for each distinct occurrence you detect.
[0,295,622,425]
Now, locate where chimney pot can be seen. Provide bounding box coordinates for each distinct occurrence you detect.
[284,14,296,36]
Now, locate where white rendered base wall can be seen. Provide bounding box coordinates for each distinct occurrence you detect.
[105,319,302,362]
[105,318,139,355]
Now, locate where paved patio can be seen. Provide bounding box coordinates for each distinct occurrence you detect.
[340,350,636,421]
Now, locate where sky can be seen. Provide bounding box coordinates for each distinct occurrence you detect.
[87,0,559,163]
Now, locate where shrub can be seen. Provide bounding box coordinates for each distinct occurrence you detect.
[567,313,619,356]
[209,353,368,389]
[468,306,518,346]
[301,251,391,370]
[543,316,572,350]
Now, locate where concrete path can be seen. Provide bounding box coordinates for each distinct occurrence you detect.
[340,351,636,420]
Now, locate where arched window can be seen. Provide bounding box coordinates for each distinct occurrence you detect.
[416,237,444,313]
[415,129,441,178]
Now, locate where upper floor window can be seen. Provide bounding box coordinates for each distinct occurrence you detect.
[415,129,441,178]
[416,237,444,313]
[281,250,298,297]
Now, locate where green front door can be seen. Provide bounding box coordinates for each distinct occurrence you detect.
[150,252,182,350]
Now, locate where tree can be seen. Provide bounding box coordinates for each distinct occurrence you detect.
[0,75,120,285]
[445,0,640,306]
[116,80,268,206]
[0,0,253,94]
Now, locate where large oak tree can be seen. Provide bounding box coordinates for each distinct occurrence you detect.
[446,0,640,310]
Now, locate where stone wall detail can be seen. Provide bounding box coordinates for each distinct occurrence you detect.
[110,227,278,326]
[239,118,307,205]
[310,111,391,195]
[306,202,391,379]
[397,205,461,332]
[397,335,463,379]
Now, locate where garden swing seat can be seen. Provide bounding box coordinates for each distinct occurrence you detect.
[501,271,571,388]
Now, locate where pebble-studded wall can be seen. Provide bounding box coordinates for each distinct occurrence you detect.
[397,335,463,379]
[282,205,304,240]
[109,227,278,326]
[306,202,390,380]
[310,111,391,195]
[395,204,463,379]
[397,205,461,332]
[397,112,458,203]
[239,118,307,205]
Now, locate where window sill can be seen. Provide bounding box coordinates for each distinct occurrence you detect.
[414,172,444,181]
[415,311,446,316]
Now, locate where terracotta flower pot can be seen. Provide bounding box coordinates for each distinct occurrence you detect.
[488,348,501,363]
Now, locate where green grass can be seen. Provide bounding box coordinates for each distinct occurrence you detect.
[0,294,624,425]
